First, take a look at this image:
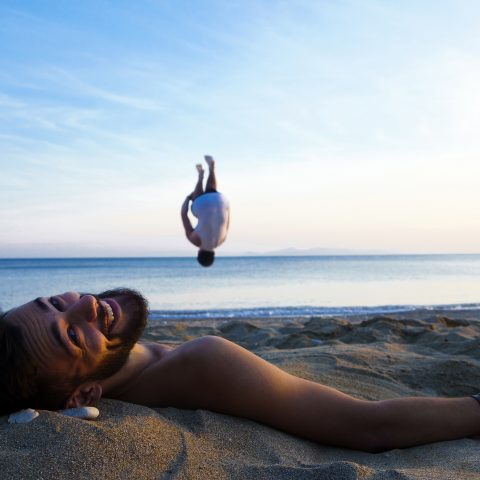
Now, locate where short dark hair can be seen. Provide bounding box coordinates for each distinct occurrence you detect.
[197,250,215,267]
[0,311,77,415]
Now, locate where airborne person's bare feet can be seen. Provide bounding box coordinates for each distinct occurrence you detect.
[196,164,204,177]
[204,155,217,191]
[189,164,205,200]
[204,155,215,170]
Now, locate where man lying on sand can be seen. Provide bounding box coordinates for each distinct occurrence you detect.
[1,288,480,453]
[181,156,230,267]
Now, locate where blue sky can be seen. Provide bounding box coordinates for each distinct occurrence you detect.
[1,0,479,256]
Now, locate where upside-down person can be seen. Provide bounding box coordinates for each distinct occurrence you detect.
[180,155,230,267]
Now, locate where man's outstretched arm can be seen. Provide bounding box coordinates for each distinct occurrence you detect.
[107,336,480,452]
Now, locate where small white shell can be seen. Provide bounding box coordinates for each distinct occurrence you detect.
[59,406,100,420]
[8,408,40,424]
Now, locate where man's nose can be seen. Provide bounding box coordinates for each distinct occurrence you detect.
[68,295,98,324]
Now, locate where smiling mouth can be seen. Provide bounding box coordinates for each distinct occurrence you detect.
[99,300,116,336]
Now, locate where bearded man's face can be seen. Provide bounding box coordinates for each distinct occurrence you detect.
[4,288,149,388]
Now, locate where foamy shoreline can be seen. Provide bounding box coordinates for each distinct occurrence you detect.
[148,303,480,321]
[2,309,480,479]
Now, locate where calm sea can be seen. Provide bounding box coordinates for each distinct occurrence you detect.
[1,255,480,319]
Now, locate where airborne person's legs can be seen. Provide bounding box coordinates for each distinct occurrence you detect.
[190,164,205,201]
[205,155,217,192]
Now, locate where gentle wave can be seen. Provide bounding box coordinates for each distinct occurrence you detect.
[148,303,480,321]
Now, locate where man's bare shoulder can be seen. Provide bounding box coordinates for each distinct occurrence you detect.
[101,336,241,409]
[144,341,174,359]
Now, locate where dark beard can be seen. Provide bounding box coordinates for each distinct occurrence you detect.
[98,287,149,344]
[81,288,149,382]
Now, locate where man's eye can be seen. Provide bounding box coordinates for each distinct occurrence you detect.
[49,297,62,310]
[67,326,79,346]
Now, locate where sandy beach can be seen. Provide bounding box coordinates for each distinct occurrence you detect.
[2,309,480,479]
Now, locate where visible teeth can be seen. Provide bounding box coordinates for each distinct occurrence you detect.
[100,301,114,325]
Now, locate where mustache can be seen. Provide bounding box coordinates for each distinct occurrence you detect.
[98,288,149,310]
[78,288,150,316]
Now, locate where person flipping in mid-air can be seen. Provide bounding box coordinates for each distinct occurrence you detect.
[181,156,230,267]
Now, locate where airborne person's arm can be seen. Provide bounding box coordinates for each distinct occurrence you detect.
[180,196,194,237]
[181,196,201,247]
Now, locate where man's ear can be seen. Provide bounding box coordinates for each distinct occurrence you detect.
[65,382,102,409]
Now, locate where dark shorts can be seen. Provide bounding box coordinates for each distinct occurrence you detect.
[197,188,218,197]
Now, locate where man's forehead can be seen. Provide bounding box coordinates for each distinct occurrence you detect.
[6,298,48,324]
[4,299,60,356]
[5,297,77,371]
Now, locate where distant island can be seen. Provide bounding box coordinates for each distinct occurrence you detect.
[243,247,391,256]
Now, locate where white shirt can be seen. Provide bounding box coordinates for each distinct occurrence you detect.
[191,192,230,251]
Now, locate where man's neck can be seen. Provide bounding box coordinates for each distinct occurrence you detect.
[99,342,169,398]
